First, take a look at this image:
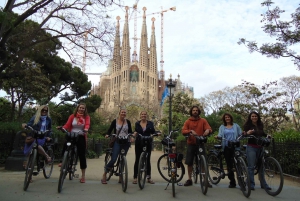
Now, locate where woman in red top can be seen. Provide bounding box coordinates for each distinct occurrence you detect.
[58,103,90,183]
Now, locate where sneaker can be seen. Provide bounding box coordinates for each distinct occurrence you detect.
[261,186,271,190]
[184,179,193,186]
[228,184,236,188]
[208,182,213,188]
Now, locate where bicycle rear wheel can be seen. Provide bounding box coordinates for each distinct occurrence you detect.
[199,155,208,195]
[69,148,78,180]
[192,157,198,184]
[58,151,69,193]
[43,147,54,179]
[157,154,185,183]
[207,153,222,185]
[263,157,284,196]
[23,149,36,191]
[236,157,251,198]
[104,151,113,181]
[120,156,128,192]
[138,152,147,189]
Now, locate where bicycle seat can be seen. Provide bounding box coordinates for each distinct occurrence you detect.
[214,144,222,149]
[195,136,207,144]
[161,138,175,147]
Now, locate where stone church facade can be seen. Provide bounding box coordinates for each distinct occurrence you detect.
[91,7,193,121]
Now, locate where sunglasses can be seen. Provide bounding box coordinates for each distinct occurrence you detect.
[41,109,48,113]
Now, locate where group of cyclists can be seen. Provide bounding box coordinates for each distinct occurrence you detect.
[22,103,272,192]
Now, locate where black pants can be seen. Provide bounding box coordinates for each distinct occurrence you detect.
[61,135,87,169]
[133,143,152,179]
[224,146,236,186]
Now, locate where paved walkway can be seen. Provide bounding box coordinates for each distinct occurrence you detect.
[0,145,299,201]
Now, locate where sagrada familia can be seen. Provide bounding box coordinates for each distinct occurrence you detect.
[91,7,193,120]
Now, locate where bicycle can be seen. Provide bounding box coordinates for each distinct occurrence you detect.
[136,131,160,189]
[207,135,251,198]
[184,133,210,195]
[23,126,54,191]
[104,133,133,192]
[57,128,83,193]
[157,130,185,197]
[243,135,284,196]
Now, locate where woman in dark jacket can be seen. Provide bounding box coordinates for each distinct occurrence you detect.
[244,111,271,190]
[132,111,156,184]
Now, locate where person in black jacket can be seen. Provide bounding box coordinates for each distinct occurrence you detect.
[101,109,133,184]
[244,111,271,191]
[132,111,156,184]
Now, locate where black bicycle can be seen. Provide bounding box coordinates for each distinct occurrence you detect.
[136,131,160,189]
[23,126,54,191]
[184,133,210,195]
[104,133,133,192]
[207,135,251,198]
[157,130,185,197]
[57,128,82,193]
[243,135,284,196]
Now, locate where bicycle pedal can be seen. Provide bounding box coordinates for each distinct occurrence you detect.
[32,172,39,176]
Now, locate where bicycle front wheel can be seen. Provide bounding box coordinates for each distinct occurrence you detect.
[199,155,208,195]
[207,153,222,185]
[69,149,78,180]
[236,156,251,198]
[104,151,113,181]
[120,156,128,192]
[157,154,185,183]
[23,149,37,191]
[58,151,69,193]
[138,152,147,189]
[43,147,54,179]
[263,157,284,196]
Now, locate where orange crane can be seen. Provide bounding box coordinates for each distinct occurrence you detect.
[129,0,140,62]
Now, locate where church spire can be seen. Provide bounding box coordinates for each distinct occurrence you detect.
[121,6,130,69]
[149,17,157,73]
[112,16,121,73]
[139,7,149,69]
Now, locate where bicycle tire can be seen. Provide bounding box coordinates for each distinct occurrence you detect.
[23,149,36,191]
[207,153,222,185]
[69,148,78,180]
[120,155,128,192]
[263,157,284,196]
[199,155,208,195]
[192,157,198,184]
[236,156,251,198]
[43,147,54,179]
[138,152,147,189]
[104,151,113,181]
[58,151,69,193]
[157,154,185,183]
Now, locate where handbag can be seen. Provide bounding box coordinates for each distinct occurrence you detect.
[108,119,125,148]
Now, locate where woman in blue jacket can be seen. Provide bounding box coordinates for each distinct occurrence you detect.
[216,113,242,188]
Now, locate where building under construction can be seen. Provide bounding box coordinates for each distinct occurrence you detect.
[91,6,193,121]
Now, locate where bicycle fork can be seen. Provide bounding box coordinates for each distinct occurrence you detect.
[164,158,178,190]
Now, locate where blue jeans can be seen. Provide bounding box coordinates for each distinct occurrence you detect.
[246,145,268,188]
[105,141,130,172]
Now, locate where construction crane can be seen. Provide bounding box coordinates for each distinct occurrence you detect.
[82,28,94,73]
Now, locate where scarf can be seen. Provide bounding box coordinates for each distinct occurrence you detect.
[76,112,85,125]
[40,116,47,131]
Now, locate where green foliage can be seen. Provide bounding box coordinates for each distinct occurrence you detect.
[273,129,300,139]
[86,150,97,159]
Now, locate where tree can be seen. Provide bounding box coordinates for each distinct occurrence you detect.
[0,0,123,84]
[238,1,300,70]
[279,75,300,130]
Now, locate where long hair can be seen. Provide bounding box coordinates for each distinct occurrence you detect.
[222,113,233,126]
[73,103,89,116]
[244,111,263,127]
[33,105,50,125]
[139,110,147,119]
[189,106,201,117]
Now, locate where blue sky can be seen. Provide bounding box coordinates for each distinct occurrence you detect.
[1,0,299,101]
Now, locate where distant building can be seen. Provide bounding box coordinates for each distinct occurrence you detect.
[91,7,193,120]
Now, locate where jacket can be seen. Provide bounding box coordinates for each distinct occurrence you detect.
[217,123,242,150]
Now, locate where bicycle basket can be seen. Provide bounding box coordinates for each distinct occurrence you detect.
[195,136,207,145]
[228,140,240,149]
[161,138,175,147]
[117,137,128,145]
[257,137,271,147]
